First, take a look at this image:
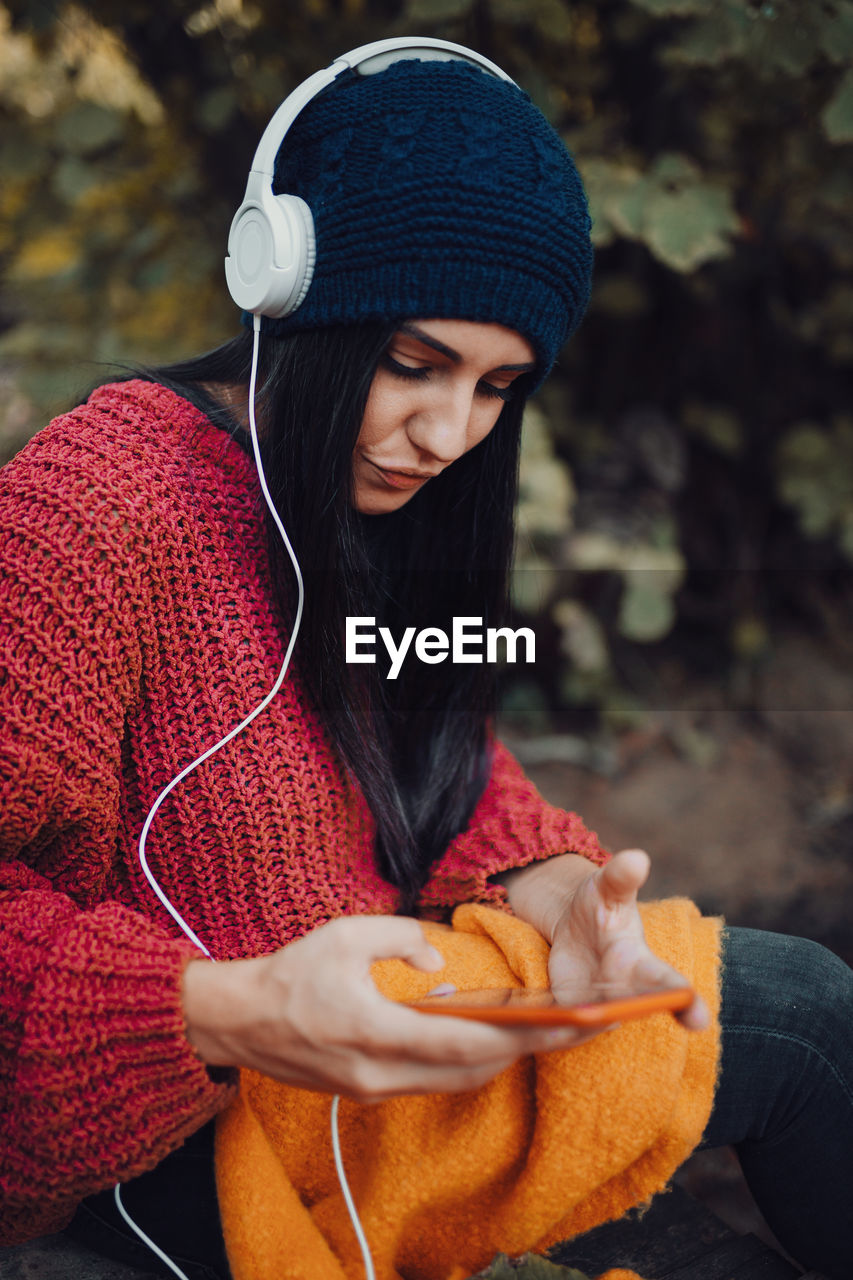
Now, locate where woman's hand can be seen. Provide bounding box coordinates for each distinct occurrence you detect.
[548,850,709,1030]
[181,915,593,1103]
[497,850,709,1033]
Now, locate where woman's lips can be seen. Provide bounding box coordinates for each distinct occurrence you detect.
[367,460,438,490]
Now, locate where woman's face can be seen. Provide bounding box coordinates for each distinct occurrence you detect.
[352,319,536,515]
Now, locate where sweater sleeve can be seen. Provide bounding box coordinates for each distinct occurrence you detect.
[418,739,609,917]
[0,421,234,1245]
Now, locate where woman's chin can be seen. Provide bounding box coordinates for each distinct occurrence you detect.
[352,486,421,515]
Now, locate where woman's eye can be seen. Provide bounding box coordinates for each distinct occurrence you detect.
[478,381,515,403]
[381,353,516,403]
[381,353,431,381]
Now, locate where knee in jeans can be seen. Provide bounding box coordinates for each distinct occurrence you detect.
[742,931,852,1055]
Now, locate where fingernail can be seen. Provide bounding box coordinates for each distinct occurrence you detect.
[425,983,457,997]
[425,946,444,969]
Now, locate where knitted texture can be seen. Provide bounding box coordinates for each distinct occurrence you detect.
[0,381,606,1243]
[216,900,722,1280]
[252,59,593,379]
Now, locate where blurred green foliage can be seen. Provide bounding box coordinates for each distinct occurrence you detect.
[1,0,851,727]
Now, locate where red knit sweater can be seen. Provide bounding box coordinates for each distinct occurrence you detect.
[0,381,605,1244]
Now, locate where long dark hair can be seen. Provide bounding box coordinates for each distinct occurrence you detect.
[139,323,527,912]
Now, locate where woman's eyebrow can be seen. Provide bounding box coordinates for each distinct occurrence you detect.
[400,322,461,361]
[399,323,536,372]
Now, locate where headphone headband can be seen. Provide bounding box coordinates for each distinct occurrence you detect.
[250,39,515,180]
[225,38,516,320]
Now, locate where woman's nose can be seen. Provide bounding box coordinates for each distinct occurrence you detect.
[406,384,474,464]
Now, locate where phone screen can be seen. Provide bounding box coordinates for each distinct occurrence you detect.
[408,984,693,1027]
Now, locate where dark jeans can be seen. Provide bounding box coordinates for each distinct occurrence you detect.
[699,927,853,1278]
[65,1122,229,1280]
[65,926,853,1280]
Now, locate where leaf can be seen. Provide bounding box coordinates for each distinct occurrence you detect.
[565,531,629,572]
[470,1252,517,1279]
[511,1256,591,1280]
[580,154,740,272]
[731,613,770,659]
[517,407,576,538]
[776,419,853,547]
[623,545,685,590]
[822,68,853,143]
[618,579,678,641]
[595,162,650,241]
[643,177,740,273]
[469,1252,592,1279]
[605,176,653,241]
[665,0,853,76]
[52,155,101,204]
[490,0,538,22]
[579,157,643,247]
[53,102,124,154]
[195,85,238,133]
[511,555,559,615]
[669,719,721,766]
[663,9,748,66]
[629,0,713,13]
[818,0,853,64]
[403,0,475,20]
[682,402,744,456]
[553,599,609,673]
[564,534,686,628]
[752,10,823,78]
[0,322,84,360]
[9,228,80,279]
[517,457,575,535]
[520,404,560,461]
[0,135,45,182]
[652,151,701,184]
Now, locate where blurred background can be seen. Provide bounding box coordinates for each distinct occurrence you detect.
[1,0,851,964]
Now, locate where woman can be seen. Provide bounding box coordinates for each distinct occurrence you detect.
[1,39,851,1280]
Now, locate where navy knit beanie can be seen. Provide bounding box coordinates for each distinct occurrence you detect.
[251,58,593,381]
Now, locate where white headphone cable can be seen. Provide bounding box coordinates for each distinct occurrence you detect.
[331,1095,377,1280]
[119,316,374,1280]
[116,1098,374,1280]
[134,314,304,955]
[113,1183,194,1280]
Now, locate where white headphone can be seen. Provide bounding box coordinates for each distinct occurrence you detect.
[223,37,516,320]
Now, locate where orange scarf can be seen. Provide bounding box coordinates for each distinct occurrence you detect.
[215,900,721,1280]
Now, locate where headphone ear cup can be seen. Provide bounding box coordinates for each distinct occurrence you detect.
[225,190,316,318]
[278,194,316,313]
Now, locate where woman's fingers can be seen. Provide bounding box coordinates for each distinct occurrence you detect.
[187,905,710,1105]
[328,914,445,973]
[326,1011,603,1101]
[677,991,711,1031]
[329,1030,575,1103]
[630,948,709,1027]
[597,849,651,909]
[631,948,677,987]
[248,915,603,1098]
[549,852,710,1038]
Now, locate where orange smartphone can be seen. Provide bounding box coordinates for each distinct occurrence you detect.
[408,984,693,1027]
